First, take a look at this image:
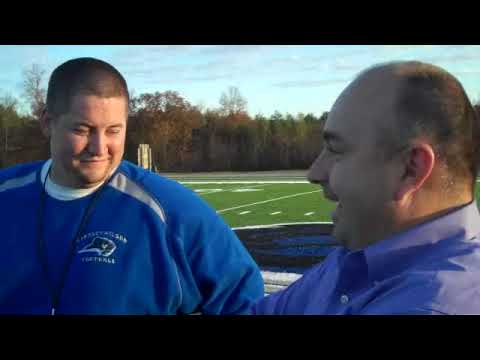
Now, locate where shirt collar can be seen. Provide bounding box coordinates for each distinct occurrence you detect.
[363,201,480,283]
[40,159,120,201]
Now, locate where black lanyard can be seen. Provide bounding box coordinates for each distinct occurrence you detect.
[37,166,109,315]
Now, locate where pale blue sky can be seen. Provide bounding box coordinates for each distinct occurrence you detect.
[1,45,479,117]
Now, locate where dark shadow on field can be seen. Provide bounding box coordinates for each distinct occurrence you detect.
[234,223,339,274]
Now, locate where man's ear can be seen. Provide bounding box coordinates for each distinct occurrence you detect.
[39,108,51,138]
[394,142,435,202]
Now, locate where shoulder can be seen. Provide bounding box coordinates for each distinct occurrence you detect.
[0,161,44,189]
[420,237,480,314]
[113,161,218,224]
[362,234,480,315]
[362,268,480,315]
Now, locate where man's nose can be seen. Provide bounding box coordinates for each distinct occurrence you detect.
[307,152,328,185]
[87,132,107,156]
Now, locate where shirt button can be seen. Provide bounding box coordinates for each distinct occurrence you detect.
[340,294,349,304]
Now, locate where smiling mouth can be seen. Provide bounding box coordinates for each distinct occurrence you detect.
[79,160,110,168]
[80,159,109,163]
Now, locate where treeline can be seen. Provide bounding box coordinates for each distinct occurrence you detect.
[9,63,477,173]
[0,87,328,171]
[127,90,327,171]
[2,87,480,172]
[0,97,49,168]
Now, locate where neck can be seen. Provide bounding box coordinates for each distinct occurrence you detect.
[401,201,471,233]
[352,194,473,251]
[393,189,473,238]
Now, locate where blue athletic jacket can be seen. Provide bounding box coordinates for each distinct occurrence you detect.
[0,160,264,314]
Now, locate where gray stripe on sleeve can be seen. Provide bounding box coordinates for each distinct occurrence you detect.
[108,172,166,223]
[0,172,36,193]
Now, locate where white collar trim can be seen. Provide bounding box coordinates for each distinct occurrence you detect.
[40,159,114,201]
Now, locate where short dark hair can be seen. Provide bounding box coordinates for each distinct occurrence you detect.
[46,57,129,116]
[365,61,479,193]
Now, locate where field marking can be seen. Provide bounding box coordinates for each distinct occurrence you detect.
[194,188,223,194]
[232,221,333,230]
[231,183,270,191]
[194,183,270,195]
[197,188,224,195]
[180,179,480,184]
[305,212,315,216]
[182,181,309,184]
[232,188,263,192]
[270,211,282,215]
[239,211,251,215]
[217,190,321,214]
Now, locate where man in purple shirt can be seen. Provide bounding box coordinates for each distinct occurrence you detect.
[252,61,480,315]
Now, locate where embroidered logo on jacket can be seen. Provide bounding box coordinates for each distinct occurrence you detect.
[78,237,116,257]
[77,231,128,265]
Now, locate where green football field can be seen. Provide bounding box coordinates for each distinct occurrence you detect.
[183,182,335,228]
[171,172,480,228]
[173,177,335,227]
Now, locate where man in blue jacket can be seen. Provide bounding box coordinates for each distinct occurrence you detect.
[253,61,480,315]
[0,57,264,315]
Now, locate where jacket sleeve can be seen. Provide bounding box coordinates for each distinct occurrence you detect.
[167,200,265,315]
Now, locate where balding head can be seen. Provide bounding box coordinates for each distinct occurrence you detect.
[354,61,478,194]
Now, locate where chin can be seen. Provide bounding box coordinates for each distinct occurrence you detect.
[77,171,110,187]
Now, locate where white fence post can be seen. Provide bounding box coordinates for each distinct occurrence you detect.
[138,144,152,171]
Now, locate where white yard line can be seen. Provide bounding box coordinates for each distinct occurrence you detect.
[233,183,271,190]
[183,178,480,184]
[232,221,333,230]
[198,189,224,195]
[246,183,270,187]
[239,211,251,215]
[270,211,282,215]
[195,183,270,195]
[217,190,322,214]
[181,181,310,184]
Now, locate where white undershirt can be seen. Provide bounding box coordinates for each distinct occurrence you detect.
[40,159,116,201]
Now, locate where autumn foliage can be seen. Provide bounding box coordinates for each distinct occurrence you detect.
[0,90,327,171]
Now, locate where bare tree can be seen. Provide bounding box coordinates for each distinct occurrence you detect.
[0,94,18,118]
[219,86,247,116]
[22,64,46,120]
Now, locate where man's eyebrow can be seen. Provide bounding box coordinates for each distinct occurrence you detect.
[71,121,91,127]
[72,121,124,128]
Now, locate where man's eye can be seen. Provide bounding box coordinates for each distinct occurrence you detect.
[107,128,121,134]
[325,145,340,154]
